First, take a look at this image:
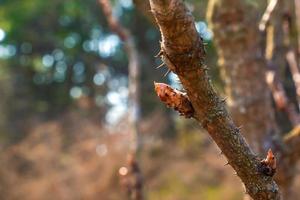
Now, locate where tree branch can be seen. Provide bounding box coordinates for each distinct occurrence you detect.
[266,61,300,126]
[150,0,281,199]
[259,0,279,32]
[294,0,300,55]
[98,0,140,154]
[284,125,300,162]
[98,1,142,199]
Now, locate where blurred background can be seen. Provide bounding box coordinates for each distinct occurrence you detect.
[0,0,299,200]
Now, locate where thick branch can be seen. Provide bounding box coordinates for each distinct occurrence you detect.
[284,125,300,162]
[150,0,281,199]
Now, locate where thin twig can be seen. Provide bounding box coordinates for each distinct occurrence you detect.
[294,0,300,55]
[286,50,300,110]
[98,1,143,199]
[284,125,300,162]
[259,0,279,32]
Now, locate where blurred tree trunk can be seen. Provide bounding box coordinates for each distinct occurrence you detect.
[265,0,300,131]
[98,1,144,199]
[207,0,298,198]
[207,0,280,153]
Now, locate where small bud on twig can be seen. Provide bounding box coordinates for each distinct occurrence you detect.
[154,82,194,118]
[258,149,277,177]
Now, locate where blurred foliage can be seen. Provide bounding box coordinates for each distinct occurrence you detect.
[0,0,140,141]
[0,0,221,142]
[0,0,111,111]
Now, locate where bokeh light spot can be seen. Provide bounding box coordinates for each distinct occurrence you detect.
[93,73,105,86]
[42,54,54,68]
[70,86,83,99]
[0,29,5,42]
[119,167,128,176]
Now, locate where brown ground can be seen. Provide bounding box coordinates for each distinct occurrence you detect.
[0,112,299,200]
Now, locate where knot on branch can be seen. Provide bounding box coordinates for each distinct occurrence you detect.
[154,82,194,118]
[258,149,277,177]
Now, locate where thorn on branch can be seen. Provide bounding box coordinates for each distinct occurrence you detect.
[154,82,194,118]
[163,69,171,77]
[154,49,163,58]
[258,149,277,177]
[156,62,165,69]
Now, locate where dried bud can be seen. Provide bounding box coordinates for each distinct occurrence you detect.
[154,82,194,118]
[259,149,277,177]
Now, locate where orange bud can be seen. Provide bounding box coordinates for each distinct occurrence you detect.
[265,149,276,170]
[259,148,276,176]
[154,82,194,118]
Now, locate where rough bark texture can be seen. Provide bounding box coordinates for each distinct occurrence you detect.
[149,0,281,199]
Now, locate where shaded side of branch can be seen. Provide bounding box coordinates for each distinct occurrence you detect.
[149,0,281,199]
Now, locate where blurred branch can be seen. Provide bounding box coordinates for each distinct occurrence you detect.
[265,70,300,125]
[294,0,300,55]
[98,1,143,199]
[286,51,300,110]
[281,9,300,127]
[282,11,300,111]
[98,0,129,41]
[264,10,300,125]
[284,125,300,162]
[261,3,300,197]
[259,0,279,32]
[149,0,280,199]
